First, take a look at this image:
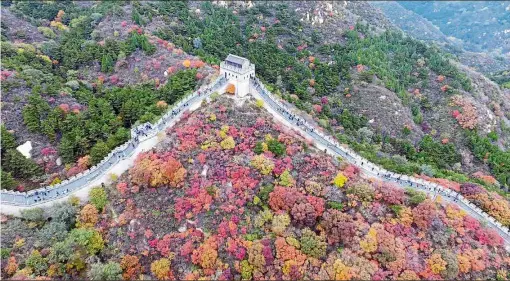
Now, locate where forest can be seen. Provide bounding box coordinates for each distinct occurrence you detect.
[1,1,510,280]
[1,97,509,280]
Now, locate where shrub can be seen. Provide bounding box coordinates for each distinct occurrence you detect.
[333,172,348,188]
[405,188,427,206]
[89,187,108,212]
[3,149,43,179]
[90,141,110,164]
[346,183,375,202]
[38,26,56,38]
[412,200,437,230]
[250,155,274,175]
[120,255,141,280]
[300,228,326,258]
[36,221,68,248]
[258,184,274,202]
[321,209,356,245]
[25,250,48,275]
[67,228,104,255]
[267,139,286,157]
[50,202,77,228]
[291,202,318,226]
[21,208,44,222]
[327,201,344,211]
[278,170,295,187]
[253,141,266,154]
[129,152,187,188]
[88,262,122,280]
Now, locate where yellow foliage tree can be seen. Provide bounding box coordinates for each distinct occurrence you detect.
[333,259,352,280]
[220,136,235,150]
[359,227,377,253]
[457,254,471,273]
[150,258,171,280]
[333,172,348,188]
[182,60,191,68]
[250,155,274,175]
[278,170,295,187]
[397,206,413,227]
[4,256,18,276]
[427,253,447,274]
[78,204,99,228]
[271,213,291,236]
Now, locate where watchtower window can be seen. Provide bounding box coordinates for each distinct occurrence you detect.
[226,60,242,69]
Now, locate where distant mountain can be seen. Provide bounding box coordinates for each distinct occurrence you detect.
[372,1,510,74]
[397,1,510,56]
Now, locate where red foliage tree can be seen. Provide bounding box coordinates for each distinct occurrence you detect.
[412,200,437,230]
[321,209,357,245]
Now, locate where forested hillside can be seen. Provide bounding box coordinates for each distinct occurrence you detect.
[1,1,510,280]
[1,1,509,199]
[2,96,509,280]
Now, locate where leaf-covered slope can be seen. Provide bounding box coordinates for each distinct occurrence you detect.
[2,96,509,280]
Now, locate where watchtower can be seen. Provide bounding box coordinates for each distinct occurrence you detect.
[220,54,255,98]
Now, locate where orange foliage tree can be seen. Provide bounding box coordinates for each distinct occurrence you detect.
[78,204,99,228]
[129,152,187,188]
[191,236,219,271]
[226,84,235,95]
[120,255,141,280]
[4,256,17,276]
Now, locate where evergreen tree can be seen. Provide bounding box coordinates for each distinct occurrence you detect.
[1,169,18,190]
[1,125,16,154]
[22,93,50,132]
[90,141,110,164]
[2,149,42,179]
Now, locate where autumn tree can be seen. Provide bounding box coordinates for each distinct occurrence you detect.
[89,187,108,212]
[226,84,235,95]
[120,255,141,280]
[78,204,99,228]
[151,258,172,280]
[129,152,187,188]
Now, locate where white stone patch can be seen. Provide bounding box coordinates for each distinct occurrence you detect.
[368,119,375,124]
[178,225,187,232]
[16,141,32,158]
[394,111,400,116]
[379,95,386,100]
[56,157,62,166]
[487,109,494,120]
[201,164,209,178]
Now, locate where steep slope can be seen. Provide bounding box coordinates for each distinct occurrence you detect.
[371,1,510,74]
[1,96,509,280]
[398,1,510,56]
[2,0,509,198]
